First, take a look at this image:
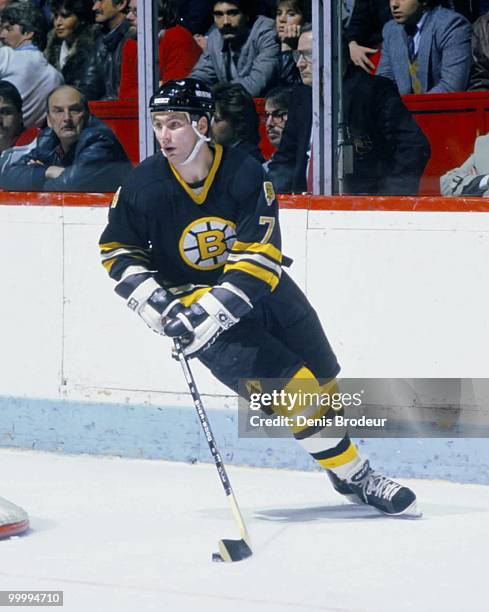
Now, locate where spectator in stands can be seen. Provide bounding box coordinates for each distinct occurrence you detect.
[44,0,99,89]
[0,80,25,153]
[211,82,264,162]
[78,0,131,100]
[0,2,63,127]
[345,0,392,73]
[345,1,477,75]
[119,0,202,98]
[268,25,430,195]
[0,81,39,174]
[190,0,280,96]
[0,1,49,51]
[440,134,489,196]
[376,0,472,94]
[263,85,291,149]
[275,0,311,85]
[0,84,132,191]
[468,10,489,90]
[263,85,291,172]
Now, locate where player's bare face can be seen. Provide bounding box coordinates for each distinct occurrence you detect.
[151,112,198,164]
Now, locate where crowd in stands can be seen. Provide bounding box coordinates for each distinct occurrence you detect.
[1,0,489,195]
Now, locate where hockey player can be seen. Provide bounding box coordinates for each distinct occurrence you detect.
[99,78,419,517]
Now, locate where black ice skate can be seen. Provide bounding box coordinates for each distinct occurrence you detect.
[346,459,421,518]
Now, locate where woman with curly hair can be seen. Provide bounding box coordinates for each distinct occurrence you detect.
[44,0,99,88]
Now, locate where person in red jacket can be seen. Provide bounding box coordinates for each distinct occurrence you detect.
[120,0,202,99]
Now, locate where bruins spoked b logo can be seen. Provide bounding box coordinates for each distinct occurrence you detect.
[179,217,236,270]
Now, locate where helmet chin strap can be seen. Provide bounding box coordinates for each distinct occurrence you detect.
[180,119,210,166]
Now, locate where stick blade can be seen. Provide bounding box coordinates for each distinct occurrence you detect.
[215,538,253,562]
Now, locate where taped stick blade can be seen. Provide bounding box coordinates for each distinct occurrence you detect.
[217,538,253,562]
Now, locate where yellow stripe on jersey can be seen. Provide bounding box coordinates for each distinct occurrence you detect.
[224,260,280,291]
[178,286,212,307]
[231,240,282,264]
[316,442,359,469]
[227,252,282,277]
[102,258,116,273]
[169,144,223,205]
[100,242,151,275]
[100,241,151,255]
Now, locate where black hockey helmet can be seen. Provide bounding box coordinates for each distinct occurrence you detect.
[149,78,215,117]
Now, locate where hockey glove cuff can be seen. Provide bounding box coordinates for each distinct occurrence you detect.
[126,277,184,334]
[164,285,252,358]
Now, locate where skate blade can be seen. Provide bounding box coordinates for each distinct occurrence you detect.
[344,493,365,506]
[384,499,422,520]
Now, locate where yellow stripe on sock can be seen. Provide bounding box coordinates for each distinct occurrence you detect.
[270,367,334,434]
[316,442,359,469]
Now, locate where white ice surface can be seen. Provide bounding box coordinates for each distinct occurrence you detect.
[0,448,487,612]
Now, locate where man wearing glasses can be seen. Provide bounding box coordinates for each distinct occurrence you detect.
[262,85,292,173]
[190,1,280,96]
[263,86,292,150]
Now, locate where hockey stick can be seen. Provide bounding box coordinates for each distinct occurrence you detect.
[173,338,253,563]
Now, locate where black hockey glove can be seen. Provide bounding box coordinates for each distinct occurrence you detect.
[125,278,184,335]
[164,285,252,358]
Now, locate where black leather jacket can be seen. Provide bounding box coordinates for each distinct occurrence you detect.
[469,14,489,91]
[78,20,131,100]
[268,68,431,196]
[44,24,101,89]
[0,115,133,192]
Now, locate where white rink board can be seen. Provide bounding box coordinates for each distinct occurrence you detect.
[307,210,489,377]
[1,204,488,403]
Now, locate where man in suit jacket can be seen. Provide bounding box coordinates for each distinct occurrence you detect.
[377,0,471,94]
[267,26,431,195]
[190,0,279,96]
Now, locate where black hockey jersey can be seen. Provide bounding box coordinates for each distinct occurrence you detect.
[99,145,283,305]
